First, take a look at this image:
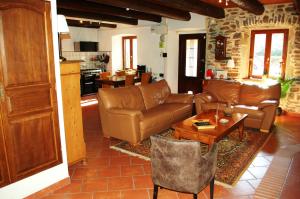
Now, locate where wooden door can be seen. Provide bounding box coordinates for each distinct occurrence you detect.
[178,34,206,94]
[0,0,62,184]
[0,113,9,187]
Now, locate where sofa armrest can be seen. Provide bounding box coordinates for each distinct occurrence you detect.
[194,92,216,114]
[257,100,279,109]
[105,108,143,144]
[165,93,193,104]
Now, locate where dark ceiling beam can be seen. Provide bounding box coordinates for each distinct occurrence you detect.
[58,1,161,23]
[145,0,224,19]
[88,0,191,21]
[230,0,264,15]
[294,0,300,14]
[58,8,138,25]
[66,19,117,29]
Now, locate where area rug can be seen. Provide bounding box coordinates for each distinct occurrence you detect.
[110,128,272,187]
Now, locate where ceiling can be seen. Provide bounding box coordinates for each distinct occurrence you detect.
[57,0,298,28]
[202,0,293,8]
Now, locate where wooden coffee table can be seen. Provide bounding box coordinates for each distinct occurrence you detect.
[172,110,248,147]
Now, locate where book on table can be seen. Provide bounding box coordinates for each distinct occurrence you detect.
[192,119,216,130]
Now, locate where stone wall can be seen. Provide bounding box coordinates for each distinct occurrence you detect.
[206,3,300,113]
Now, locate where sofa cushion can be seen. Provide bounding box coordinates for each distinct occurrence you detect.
[99,86,145,110]
[233,105,264,119]
[160,103,192,123]
[204,80,241,104]
[139,80,171,110]
[239,83,281,106]
[140,105,173,140]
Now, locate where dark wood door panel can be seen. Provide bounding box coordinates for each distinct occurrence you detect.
[178,34,206,94]
[1,6,49,87]
[0,0,62,186]
[5,113,61,180]
[5,85,52,116]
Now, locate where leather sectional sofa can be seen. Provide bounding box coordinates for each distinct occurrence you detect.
[195,79,281,133]
[97,80,193,144]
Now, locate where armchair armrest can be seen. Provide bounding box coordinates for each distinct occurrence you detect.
[257,100,279,109]
[194,92,216,114]
[105,108,143,144]
[165,93,193,104]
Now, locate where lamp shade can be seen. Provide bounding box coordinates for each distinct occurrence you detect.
[227,59,235,68]
[57,15,69,33]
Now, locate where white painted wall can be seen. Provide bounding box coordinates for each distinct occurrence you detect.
[99,26,163,74]
[62,26,99,51]
[0,0,69,198]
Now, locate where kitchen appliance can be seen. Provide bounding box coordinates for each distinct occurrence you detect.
[74,41,98,52]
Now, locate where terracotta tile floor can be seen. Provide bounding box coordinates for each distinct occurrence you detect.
[44,96,300,199]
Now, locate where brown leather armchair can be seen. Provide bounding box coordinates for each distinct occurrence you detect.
[98,80,193,144]
[150,135,218,199]
[195,80,281,133]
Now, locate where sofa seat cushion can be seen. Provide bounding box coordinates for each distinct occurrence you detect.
[160,103,192,123]
[233,105,264,119]
[202,102,227,112]
[140,105,173,140]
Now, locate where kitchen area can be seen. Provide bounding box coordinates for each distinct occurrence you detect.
[61,26,112,95]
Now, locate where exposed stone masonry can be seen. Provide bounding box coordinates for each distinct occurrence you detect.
[206,3,300,113]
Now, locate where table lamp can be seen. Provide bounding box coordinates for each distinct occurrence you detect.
[57,15,69,62]
[227,59,235,69]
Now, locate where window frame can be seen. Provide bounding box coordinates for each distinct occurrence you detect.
[122,36,137,69]
[249,29,289,79]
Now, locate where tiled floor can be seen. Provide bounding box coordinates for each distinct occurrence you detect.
[43,96,300,199]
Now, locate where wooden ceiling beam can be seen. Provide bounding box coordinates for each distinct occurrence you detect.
[66,19,117,29]
[88,0,191,21]
[146,0,225,19]
[58,8,138,25]
[58,1,161,23]
[294,0,300,14]
[230,0,264,15]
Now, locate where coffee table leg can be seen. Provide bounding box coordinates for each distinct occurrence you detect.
[238,123,244,141]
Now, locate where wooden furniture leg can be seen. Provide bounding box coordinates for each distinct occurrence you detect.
[238,122,244,141]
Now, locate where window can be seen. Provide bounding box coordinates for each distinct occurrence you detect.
[185,39,198,77]
[122,36,137,69]
[249,29,288,79]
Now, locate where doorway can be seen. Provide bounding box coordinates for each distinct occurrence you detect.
[178,33,206,94]
[122,36,137,69]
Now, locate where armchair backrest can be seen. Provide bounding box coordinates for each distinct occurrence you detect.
[150,135,218,194]
[239,83,281,105]
[139,80,171,110]
[98,86,146,111]
[203,79,241,105]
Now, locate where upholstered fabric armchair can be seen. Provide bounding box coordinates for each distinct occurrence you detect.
[150,135,218,199]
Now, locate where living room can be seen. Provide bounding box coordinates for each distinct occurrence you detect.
[0,0,299,198]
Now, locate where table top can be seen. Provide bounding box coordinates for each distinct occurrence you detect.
[172,110,248,141]
[95,76,140,82]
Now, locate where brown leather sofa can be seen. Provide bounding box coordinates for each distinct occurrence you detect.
[98,80,193,144]
[195,79,281,133]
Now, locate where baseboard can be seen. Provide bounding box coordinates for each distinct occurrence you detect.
[25,177,70,199]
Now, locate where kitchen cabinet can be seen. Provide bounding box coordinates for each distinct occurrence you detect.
[0,0,62,187]
[61,61,86,165]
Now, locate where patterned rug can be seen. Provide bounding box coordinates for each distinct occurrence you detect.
[110,128,272,187]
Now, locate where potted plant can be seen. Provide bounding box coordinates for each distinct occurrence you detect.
[277,78,296,115]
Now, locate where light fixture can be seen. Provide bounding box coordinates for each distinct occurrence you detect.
[218,0,229,6]
[57,15,69,62]
[227,59,235,69]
